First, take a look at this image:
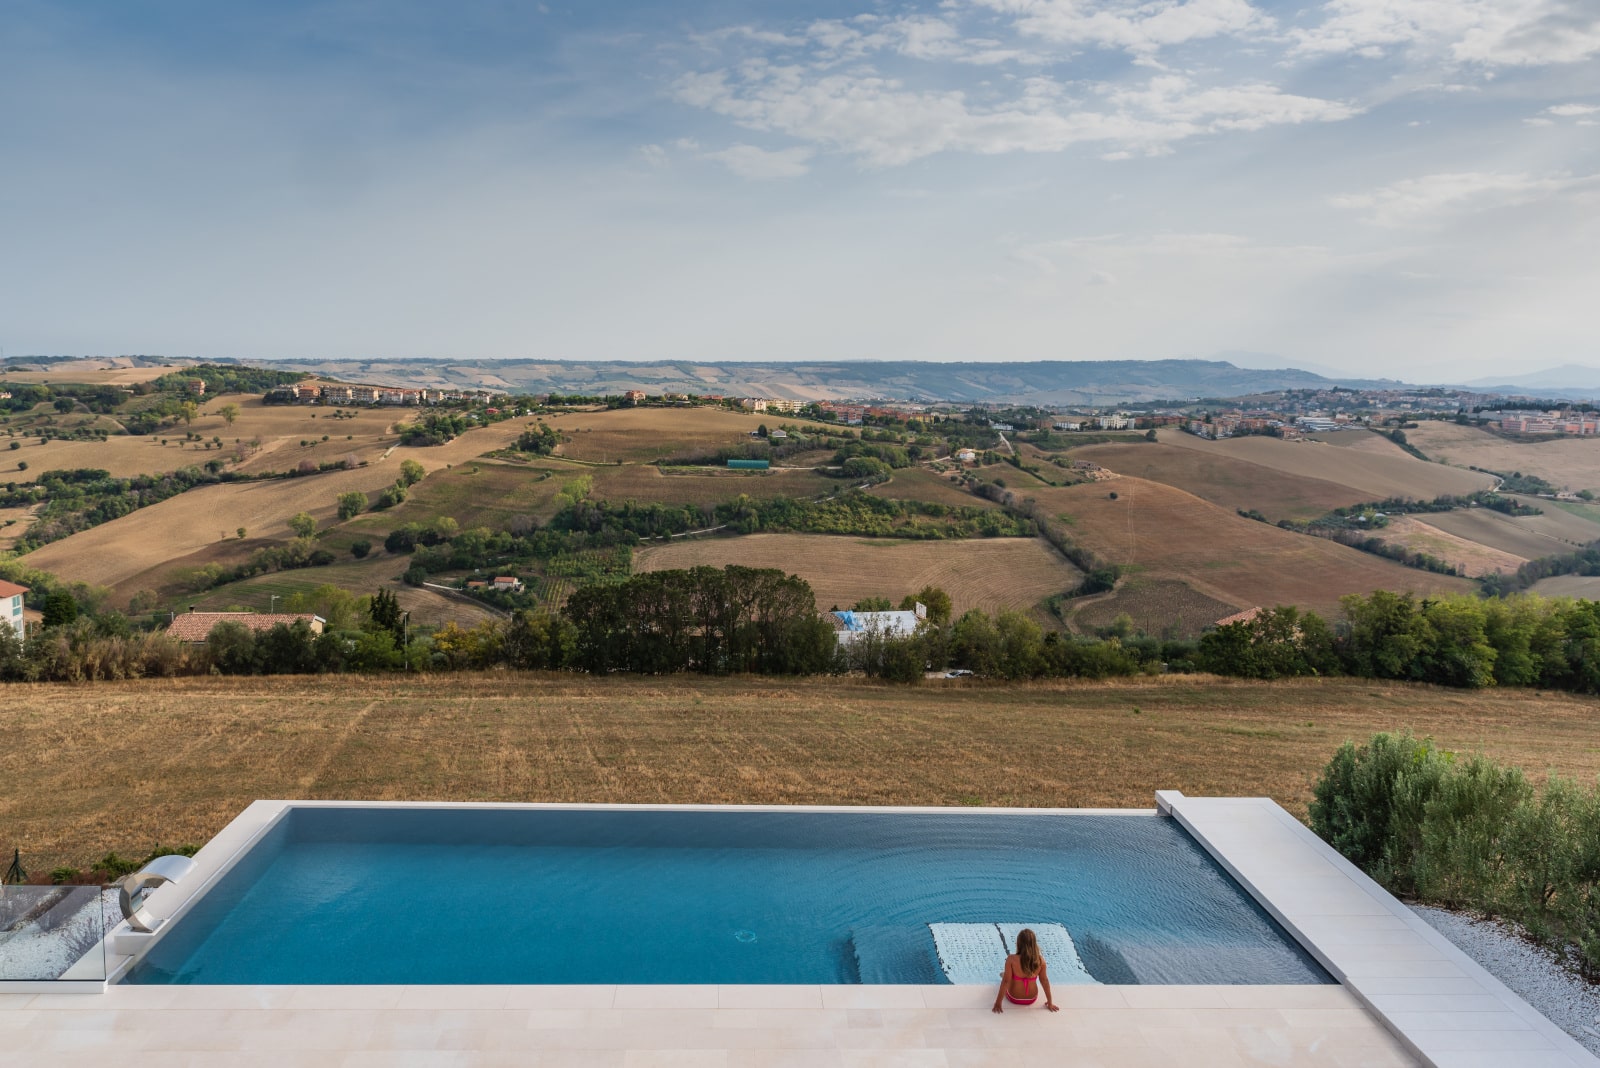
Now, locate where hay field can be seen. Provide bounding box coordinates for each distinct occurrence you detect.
[22,460,414,589]
[1070,442,1367,521]
[1423,507,1593,559]
[637,533,1081,615]
[0,361,172,386]
[548,406,828,464]
[5,672,1599,872]
[1374,517,1527,577]
[1036,477,1474,619]
[1408,422,1600,491]
[1531,575,1600,599]
[1156,428,1493,500]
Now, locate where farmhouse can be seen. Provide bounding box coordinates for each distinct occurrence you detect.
[954,447,977,463]
[832,604,926,643]
[490,576,524,593]
[164,610,326,643]
[1214,606,1264,628]
[0,579,27,641]
[623,390,647,403]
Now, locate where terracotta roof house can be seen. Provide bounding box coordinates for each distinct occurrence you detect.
[0,579,28,641]
[1214,606,1264,628]
[164,611,326,644]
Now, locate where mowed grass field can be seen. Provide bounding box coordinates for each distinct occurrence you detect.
[636,533,1081,616]
[1037,477,1474,621]
[4,673,1599,872]
[1408,421,1600,492]
[1156,428,1493,500]
[1070,442,1368,521]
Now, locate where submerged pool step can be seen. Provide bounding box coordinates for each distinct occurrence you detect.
[928,923,1100,986]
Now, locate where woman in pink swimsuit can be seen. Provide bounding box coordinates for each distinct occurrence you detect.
[991,928,1059,1013]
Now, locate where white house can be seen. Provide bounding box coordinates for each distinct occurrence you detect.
[831,604,926,643]
[0,579,26,641]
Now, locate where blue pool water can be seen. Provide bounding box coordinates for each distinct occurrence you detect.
[126,807,1330,985]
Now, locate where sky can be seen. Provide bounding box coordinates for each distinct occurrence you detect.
[1,0,1597,381]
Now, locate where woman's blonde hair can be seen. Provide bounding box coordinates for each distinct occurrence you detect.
[1015,928,1041,976]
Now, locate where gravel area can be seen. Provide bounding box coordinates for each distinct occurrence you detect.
[1411,904,1600,1056]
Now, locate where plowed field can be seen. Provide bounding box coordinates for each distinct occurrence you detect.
[636,533,1081,616]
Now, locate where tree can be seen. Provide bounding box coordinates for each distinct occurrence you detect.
[350,540,372,559]
[41,590,78,628]
[336,491,366,520]
[16,461,26,472]
[236,527,247,539]
[900,585,952,627]
[7,441,17,450]
[757,424,769,438]
[1145,429,1158,441]
[288,512,317,539]
[399,459,426,486]
[218,403,239,426]
[369,588,405,642]
[179,401,199,426]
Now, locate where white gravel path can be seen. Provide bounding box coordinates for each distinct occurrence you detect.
[1411,904,1600,1056]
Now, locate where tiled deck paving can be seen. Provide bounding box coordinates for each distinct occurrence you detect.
[0,982,1414,1066]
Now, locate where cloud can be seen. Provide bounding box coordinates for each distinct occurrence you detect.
[674,65,1356,167]
[1332,170,1600,225]
[799,14,1040,65]
[702,143,815,179]
[1290,0,1600,67]
[1547,103,1600,116]
[972,0,1272,55]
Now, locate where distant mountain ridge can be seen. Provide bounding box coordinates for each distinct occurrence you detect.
[251,357,1393,405]
[1460,364,1600,398]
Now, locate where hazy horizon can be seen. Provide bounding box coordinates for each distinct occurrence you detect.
[3,1,1596,379]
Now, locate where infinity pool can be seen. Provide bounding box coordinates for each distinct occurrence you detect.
[125,807,1329,985]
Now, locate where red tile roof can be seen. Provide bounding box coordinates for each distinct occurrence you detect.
[164,612,323,643]
[0,580,28,598]
[1214,606,1264,628]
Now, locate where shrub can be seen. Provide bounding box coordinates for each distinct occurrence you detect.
[350,540,372,559]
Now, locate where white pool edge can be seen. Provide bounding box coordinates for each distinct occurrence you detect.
[1160,790,1600,1068]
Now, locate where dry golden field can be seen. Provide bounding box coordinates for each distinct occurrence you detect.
[1532,575,1600,599]
[1373,517,1527,578]
[1422,505,1597,560]
[1408,421,1600,491]
[1070,442,1368,521]
[636,533,1082,615]
[1035,477,1474,620]
[22,461,415,591]
[547,406,828,464]
[0,361,171,386]
[3,673,1598,872]
[1156,428,1493,500]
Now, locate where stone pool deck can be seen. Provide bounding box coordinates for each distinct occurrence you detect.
[0,982,1412,1066]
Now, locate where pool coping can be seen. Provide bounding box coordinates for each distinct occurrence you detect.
[1160,790,1600,1068]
